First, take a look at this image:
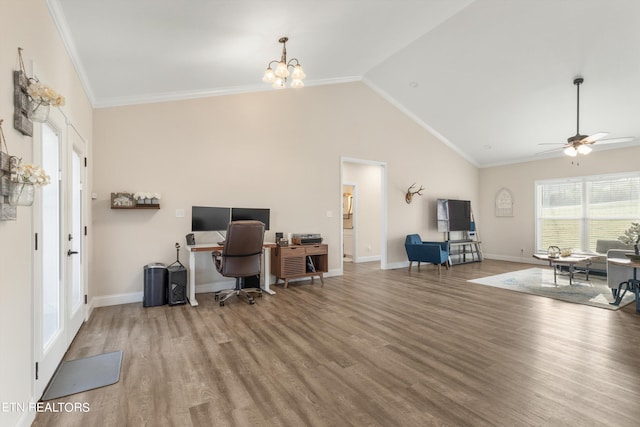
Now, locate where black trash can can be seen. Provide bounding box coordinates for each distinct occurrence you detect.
[143,263,167,307]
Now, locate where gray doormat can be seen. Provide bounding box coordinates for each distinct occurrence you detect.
[42,350,123,401]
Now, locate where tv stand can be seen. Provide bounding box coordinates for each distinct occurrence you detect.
[448,239,483,265]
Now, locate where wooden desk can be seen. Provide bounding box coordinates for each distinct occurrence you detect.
[185,242,277,306]
[606,257,640,313]
[532,253,594,285]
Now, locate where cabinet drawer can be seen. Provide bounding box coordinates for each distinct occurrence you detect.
[278,246,305,257]
[304,245,327,255]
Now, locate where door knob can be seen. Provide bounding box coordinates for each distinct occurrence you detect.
[67,250,79,256]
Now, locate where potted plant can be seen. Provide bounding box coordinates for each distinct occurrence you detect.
[26,81,65,123]
[619,222,640,255]
[9,161,51,206]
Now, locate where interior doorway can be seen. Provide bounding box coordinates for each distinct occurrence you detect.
[342,183,355,262]
[340,157,387,269]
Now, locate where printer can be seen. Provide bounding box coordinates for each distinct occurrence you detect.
[291,233,323,245]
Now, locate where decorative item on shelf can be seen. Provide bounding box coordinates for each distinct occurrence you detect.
[133,192,161,205]
[111,192,135,208]
[261,36,306,89]
[8,160,51,207]
[619,222,640,255]
[405,183,424,204]
[113,192,160,209]
[16,48,65,124]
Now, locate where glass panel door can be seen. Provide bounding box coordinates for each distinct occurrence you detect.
[41,123,61,348]
[67,130,85,336]
[35,121,66,399]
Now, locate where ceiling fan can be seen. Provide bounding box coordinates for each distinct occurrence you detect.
[538,77,634,156]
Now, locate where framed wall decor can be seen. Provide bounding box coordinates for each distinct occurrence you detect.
[495,187,514,217]
[110,192,134,209]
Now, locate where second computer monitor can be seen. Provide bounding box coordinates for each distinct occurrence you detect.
[231,207,270,230]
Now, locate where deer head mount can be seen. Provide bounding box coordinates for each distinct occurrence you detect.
[405,183,424,204]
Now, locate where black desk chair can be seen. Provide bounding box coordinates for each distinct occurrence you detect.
[212,220,265,306]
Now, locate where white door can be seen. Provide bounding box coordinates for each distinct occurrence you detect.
[67,128,86,338]
[33,114,86,398]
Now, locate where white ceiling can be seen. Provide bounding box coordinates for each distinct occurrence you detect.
[48,0,640,167]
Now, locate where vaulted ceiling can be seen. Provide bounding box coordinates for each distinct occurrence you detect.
[48,0,640,167]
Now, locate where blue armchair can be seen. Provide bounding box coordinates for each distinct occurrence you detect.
[404,234,450,273]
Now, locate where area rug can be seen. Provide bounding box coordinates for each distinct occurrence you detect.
[468,268,636,310]
[42,350,123,401]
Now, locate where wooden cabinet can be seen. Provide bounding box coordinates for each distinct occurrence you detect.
[271,244,328,288]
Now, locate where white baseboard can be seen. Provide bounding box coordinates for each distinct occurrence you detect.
[354,255,381,263]
[86,270,346,310]
[483,253,546,265]
[90,291,144,309]
[384,260,409,270]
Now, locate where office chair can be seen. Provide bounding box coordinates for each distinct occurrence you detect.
[211,220,265,306]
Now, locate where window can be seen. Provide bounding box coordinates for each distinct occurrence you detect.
[536,172,640,252]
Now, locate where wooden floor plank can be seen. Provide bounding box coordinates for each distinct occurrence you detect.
[33,259,640,426]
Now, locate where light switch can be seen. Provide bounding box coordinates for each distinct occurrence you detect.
[176,209,185,218]
[326,210,333,218]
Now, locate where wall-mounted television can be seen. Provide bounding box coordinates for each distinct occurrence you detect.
[231,207,270,230]
[437,199,471,232]
[191,206,231,232]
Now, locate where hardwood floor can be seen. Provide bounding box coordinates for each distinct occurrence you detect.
[33,259,640,426]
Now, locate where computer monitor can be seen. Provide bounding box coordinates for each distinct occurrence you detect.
[231,207,270,230]
[191,206,231,232]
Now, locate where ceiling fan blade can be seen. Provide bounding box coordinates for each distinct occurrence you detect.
[595,136,636,145]
[537,142,565,146]
[583,132,608,143]
[536,146,563,155]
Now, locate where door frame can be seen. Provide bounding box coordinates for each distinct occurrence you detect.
[340,157,387,269]
[31,108,87,399]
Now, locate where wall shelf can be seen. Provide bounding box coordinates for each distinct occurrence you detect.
[111,204,160,210]
[110,192,160,209]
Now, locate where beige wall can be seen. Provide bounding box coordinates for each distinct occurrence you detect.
[0,1,93,426]
[92,81,479,301]
[479,146,640,262]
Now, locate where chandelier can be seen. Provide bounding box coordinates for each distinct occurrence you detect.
[261,37,306,89]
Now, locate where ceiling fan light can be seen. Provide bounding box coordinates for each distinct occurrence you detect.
[577,144,592,155]
[290,79,304,89]
[564,146,578,157]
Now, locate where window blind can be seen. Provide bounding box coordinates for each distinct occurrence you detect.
[536,172,640,252]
